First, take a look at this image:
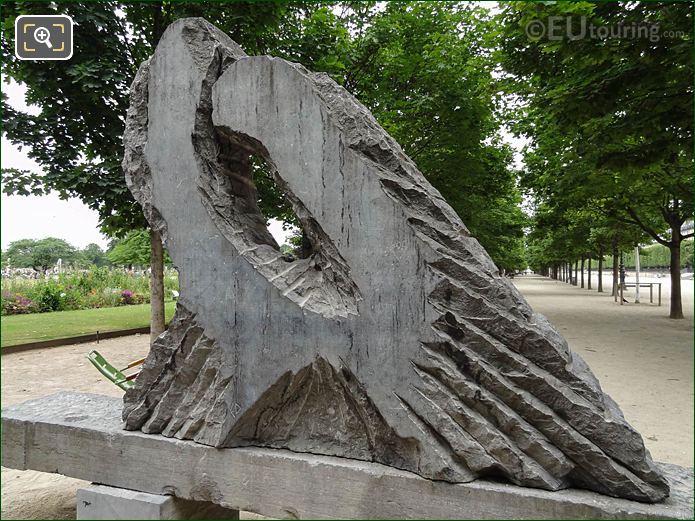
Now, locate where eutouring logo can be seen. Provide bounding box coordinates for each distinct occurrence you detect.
[524,16,683,43]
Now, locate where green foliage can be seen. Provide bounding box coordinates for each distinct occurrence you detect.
[498,1,693,291]
[107,229,173,267]
[0,1,345,234]
[2,2,528,273]
[76,243,109,268]
[1,267,179,315]
[1,1,144,234]
[3,237,77,272]
[3,238,112,271]
[251,155,298,228]
[0,1,318,233]
[604,241,694,270]
[107,229,150,267]
[342,1,527,271]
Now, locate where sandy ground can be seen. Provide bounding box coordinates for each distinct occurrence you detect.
[1,275,693,519]
[514,274,694,467]
[1,334,152,521]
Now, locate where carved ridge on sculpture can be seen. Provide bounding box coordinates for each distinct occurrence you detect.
[272,60,670,499]
[223,355,422,467]
[122,58,167,243]
[122,18,670,504]
[126,301,422,468]
[249,57,668,499]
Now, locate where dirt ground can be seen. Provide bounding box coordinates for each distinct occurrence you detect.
[514,274,694,467]
[1,334,152,521]
[1,275,693,519]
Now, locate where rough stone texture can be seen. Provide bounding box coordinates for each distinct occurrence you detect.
[122,18,668,502]
[77,485,240,520]
[2,393,693,520]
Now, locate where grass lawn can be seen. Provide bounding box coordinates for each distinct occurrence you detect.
[1,301,177,347]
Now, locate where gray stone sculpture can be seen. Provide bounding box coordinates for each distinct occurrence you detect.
[122,18,669,503]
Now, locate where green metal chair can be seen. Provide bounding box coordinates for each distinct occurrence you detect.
[87,350,144,391]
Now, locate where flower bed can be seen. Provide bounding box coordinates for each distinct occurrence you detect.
[1,267,178,315]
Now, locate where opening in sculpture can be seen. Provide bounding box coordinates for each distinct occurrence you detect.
[211,127,312,261]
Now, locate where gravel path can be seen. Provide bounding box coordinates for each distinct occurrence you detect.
[514,275,693,466]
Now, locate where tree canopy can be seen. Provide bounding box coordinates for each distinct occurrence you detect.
[344,2,527,271]
[2,1,526,272]
[497,1,693,317]
[107,229,172,268]
[3,237,76,272]
[77,243,109,268]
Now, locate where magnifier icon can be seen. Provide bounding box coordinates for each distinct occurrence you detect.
[34,26,52,49]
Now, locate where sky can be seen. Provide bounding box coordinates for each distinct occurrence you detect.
[1,79,112,250]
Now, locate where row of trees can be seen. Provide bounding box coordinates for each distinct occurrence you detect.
[2,238,107,272]
[1,231,167,273]
[2,1,528,340]
[607,242,694,271]
[498,2,693,318]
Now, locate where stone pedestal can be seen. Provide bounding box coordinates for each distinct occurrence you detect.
[77,485,239,520]
[2,393,693,520]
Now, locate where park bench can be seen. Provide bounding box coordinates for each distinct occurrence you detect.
[615,282,662,306]
[2,392,693,520]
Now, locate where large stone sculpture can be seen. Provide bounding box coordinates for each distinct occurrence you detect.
[122,18,668,502]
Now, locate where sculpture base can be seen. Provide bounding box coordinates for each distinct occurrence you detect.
[2,393,692,520]
[77,485,239,520]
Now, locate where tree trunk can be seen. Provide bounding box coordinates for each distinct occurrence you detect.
[612,249,619,297]
[597,247,603,292]
[150,229,166,343]
[620,200,687,318]
[587,257,592,290]
[580,257,585,288]
[669,239,683,319]
[574,260,578,286]
[151,2,167,47]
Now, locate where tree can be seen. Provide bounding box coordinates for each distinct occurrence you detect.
[342,1,528,271]
[107,229,172,268]
[3,1,529,329]
[1,1,307,230]
[499,1,693,317]
[76,243,109,268]
[2,239,35,269]
[3,237,76,272]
